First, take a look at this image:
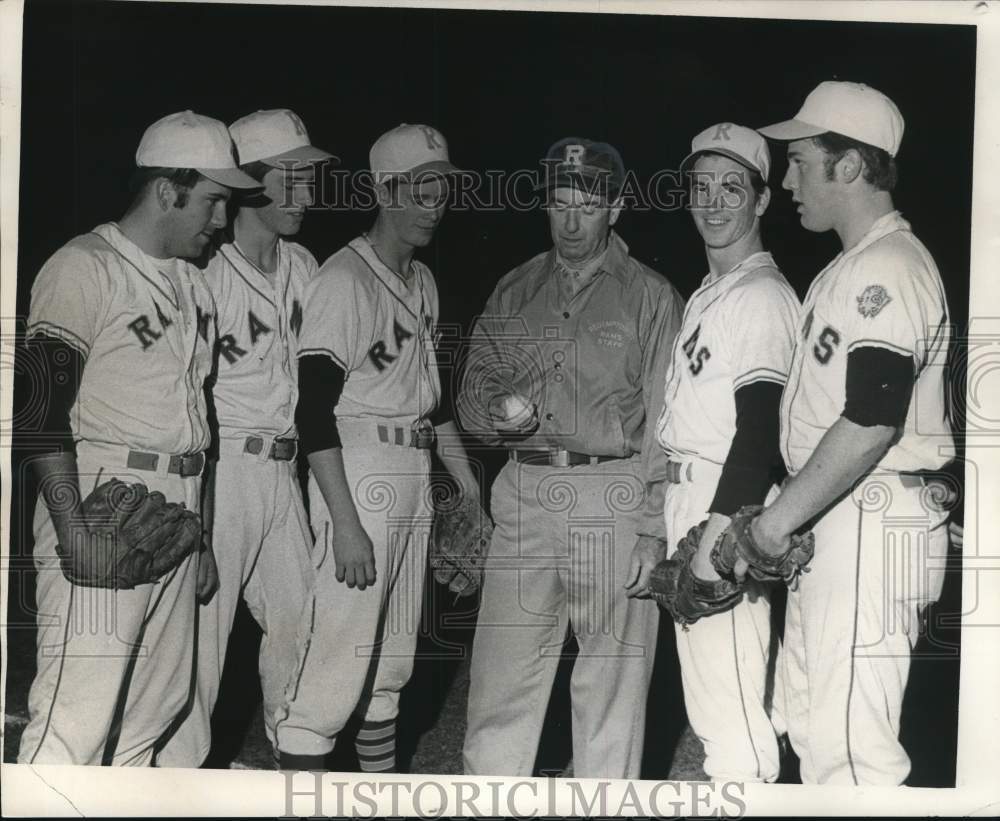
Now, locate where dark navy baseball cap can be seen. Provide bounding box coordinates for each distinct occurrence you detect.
[537,137,626,201]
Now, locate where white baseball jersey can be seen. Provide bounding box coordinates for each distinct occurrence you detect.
[206,239,317,439]
[656,251,799,464]
[298,235,440,422]
[780,211,952,474]
[27,222,215,454]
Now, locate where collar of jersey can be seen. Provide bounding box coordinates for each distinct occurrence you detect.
[700,250,776,290]
[98,222,185,311]
[839,209,909,263]
[222,240,288,307]
[357,233,421,289]
[348,236,426,325]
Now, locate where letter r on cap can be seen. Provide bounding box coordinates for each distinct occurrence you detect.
[713,123,732,141]
[419,126,442,150]
[286,111,307,136]
[564,144,585,165]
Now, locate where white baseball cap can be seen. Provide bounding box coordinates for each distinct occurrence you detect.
[136,110,261,189]
[680,122,771,181]
[229,109,338,168]
[369,123,459,185]
[758,81,905,157]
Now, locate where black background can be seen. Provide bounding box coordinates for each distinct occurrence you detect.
[14,1,975,326]
[6,0,975,782]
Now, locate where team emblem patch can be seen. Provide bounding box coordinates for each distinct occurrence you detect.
[857,284,892,318]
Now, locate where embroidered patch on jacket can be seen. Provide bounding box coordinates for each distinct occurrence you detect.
[857,284,892,318]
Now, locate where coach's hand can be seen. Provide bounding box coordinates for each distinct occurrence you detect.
[335,520,377,590]
[624,534,668,598]
[489,393,539,435]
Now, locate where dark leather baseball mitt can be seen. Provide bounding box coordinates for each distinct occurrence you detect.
[57,478,202,589]
[711,504,815,587]
[649,521,744,627]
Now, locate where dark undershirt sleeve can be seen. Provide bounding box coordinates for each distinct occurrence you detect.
[296,355,346,455]
[710,381,785,516]
[429,337,453,428]
[842,346,915,428]
[22,334,85,455]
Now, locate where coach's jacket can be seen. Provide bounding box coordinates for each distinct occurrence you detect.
[457,230,683,538]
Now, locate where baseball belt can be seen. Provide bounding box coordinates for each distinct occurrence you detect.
[376,420,436,449]
[510,448,621,467]
[665,460,694,484]
[242,436,298,461]
[125,450,206,477]
[898,470,949,490]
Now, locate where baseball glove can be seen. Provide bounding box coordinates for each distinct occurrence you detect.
[57,478,202,589]
[648,522,743,627]
[711,504,815,587]
[429,492,493,597]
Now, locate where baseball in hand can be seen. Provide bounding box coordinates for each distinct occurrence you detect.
[502,394,535,427]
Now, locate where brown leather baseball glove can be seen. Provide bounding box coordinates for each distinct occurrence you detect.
[57,479,202,589]
[429,492,493,597]
[649,522,744,627]
[711,504,815,587]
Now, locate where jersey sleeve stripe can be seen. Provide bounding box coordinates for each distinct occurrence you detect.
[847,338,915,358]
[297,346,349,371]
[733,367,787,391]
[27,321,92,358]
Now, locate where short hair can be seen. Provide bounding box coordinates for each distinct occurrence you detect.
[812,132,897,192]
[747,169,767,198]
[128,167,203,207]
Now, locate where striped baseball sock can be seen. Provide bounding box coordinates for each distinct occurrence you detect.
[355,718,396,773]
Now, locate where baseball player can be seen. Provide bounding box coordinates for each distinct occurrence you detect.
[17,111,260,765]
[286,124,481,772]
[457,138,683,778]
[624,124,799,781]
[154,110,335,768]
[749,81,953,784]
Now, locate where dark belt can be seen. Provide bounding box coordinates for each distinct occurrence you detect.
[510,448,621,467]
[243,436,298,461]
[126,450,206,477]
[898,470,951,490]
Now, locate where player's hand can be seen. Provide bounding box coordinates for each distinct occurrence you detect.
[692,513,729,582]
[334,521,376,590]
[624,535,668,598]
[452,472,482,509]
[489,393,539,435]
[197,543,219,604]
[732,514,790,582]
[949,522,964,549]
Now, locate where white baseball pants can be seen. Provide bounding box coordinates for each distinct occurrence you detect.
[155,438,317,766]
[780,471,948,784]
[19,442,200,766]
[662,457,781,782]
[275,420,431,756]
